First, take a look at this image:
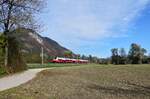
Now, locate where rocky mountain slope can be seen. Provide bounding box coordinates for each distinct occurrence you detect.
[12,28,71,61]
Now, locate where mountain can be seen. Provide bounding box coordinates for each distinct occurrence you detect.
[11,28,72,62]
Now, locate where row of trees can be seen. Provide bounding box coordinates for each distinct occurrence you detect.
[111,43,150,64]
[76,43,150,65]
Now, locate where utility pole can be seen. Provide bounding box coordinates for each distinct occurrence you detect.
[41,47,44,66]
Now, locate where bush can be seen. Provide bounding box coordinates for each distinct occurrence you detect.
[0,66,6,76]
[6,36,27,73]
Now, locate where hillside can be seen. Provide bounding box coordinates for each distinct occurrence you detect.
[10,28,72,63]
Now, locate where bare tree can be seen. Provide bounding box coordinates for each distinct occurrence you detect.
[0,0,44,73]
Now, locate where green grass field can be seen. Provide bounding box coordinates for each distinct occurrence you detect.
[0,64,150,99]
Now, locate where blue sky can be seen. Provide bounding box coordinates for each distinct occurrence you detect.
[40,0,150,57]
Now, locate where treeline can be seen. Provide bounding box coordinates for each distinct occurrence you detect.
[111,43,150,64]
[79,55,110,64]
[21,43,150,65]
[79,43,150,64]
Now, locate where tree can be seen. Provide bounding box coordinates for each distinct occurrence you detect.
[147,54,150,64]
[81,55,86,60]
[64,51,73,58]
[88,55,93,63]
[141,48,147,64]
[76,54,80,59]
[99,58,110,64]
[119,48,127,64]
[111,48,119,64]
[0,0,44,73]
[128,43,146,64]
[7,36,27,73]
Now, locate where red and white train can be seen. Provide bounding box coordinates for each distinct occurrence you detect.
[49,57,88,64]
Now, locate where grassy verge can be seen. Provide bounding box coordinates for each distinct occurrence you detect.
[27,63,91,69]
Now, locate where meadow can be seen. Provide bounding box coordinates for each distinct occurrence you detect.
[0,64,150,99]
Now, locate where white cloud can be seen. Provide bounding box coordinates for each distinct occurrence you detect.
[46,0,149,39]
[42,0,150,53]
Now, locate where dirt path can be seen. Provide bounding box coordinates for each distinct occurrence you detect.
[0,68,50,91]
